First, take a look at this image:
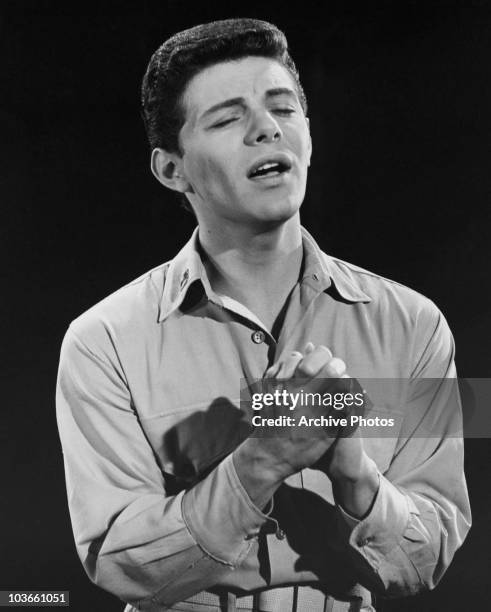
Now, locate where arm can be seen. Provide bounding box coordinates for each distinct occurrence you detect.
[56,326,271,609]
[329,303,471,597]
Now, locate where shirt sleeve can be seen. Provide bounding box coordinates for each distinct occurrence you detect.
[56,325,271,610]
[336,301,471,598]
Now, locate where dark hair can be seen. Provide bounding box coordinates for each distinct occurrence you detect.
[141,18,307,156]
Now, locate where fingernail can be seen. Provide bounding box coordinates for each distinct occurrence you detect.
[265,363,280,378]
[305,342,315,353]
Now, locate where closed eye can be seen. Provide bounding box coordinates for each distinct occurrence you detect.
[210,107,295,129]
[211,117,239,128]
[272,107,296,116]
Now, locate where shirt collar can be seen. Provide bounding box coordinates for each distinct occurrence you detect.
[158,225,371,322]
[300,227,372,304]
[158,227,209,323]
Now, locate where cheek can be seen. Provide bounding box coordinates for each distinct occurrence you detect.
[298,136,311,161]
[187,152,237,195]
[286,124,311,158]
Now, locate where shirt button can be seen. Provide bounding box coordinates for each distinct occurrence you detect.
[251,330,265,344]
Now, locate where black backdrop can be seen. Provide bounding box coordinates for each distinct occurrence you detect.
[2,2,490,611]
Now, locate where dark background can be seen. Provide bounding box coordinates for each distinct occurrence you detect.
[1,2,490,610]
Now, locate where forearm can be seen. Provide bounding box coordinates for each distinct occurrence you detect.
[85,493,219,605]
[57,329,272,608]
[71,453,272,608]
[329,438,471,598]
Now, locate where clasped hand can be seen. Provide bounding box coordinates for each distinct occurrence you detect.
[249,342,365,481]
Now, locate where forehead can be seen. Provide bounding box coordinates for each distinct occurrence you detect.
[181,56,297,121]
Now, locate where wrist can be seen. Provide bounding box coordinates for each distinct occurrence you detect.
[331,453,380,519]
[329,448,376,483]
[232,439,287,510]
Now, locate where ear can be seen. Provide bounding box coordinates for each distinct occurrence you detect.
[305,117,312,167]
[150,148,191,193]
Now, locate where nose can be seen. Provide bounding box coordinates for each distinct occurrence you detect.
[244,109,282,146]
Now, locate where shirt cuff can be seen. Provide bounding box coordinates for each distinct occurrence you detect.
[181,453,271,567]
[338,473,411,558]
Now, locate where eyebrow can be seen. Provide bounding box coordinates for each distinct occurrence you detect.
[200,87,298,120]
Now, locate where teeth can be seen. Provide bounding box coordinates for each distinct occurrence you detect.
[258,162,278,172]
[251,161,283,177]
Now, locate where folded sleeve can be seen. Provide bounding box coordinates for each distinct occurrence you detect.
[336,301,471,597]
[56,325,270,610]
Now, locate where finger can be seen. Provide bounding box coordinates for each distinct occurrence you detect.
[295,345,333,378]
[304,342,315,354]
[323,357,347,378]
[264,361,282,378]
[276,351,304,379]
[264,351,304,379]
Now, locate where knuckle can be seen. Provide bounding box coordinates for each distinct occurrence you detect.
[317,345,333,358]
[326,357,346,377]
[296,361,316,377]
[286,353,303,368]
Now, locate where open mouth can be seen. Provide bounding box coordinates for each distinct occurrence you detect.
[247,155,292,179]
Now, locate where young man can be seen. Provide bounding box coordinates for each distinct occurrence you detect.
[56,18,471,612]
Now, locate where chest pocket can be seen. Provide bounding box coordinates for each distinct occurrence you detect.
[139,396,252,490]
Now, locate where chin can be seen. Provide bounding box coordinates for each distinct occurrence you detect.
[266,192,302,217]
[250,199,301,227]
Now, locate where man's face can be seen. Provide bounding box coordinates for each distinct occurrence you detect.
[177,56,312,228]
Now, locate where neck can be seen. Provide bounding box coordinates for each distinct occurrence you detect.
[198,214,303,313]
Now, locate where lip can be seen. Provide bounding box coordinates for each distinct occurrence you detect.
[246,152,293,180]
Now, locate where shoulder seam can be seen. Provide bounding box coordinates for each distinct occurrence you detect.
[66,325,112,366]
[125,260,172,289]
[327,254,433,303]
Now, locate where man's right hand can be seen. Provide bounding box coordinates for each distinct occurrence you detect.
[232,343,349,509]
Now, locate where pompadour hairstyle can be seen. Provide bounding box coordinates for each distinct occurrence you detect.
[141,18,307,155]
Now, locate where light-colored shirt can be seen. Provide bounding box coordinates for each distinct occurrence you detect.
[56,226,470,612]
